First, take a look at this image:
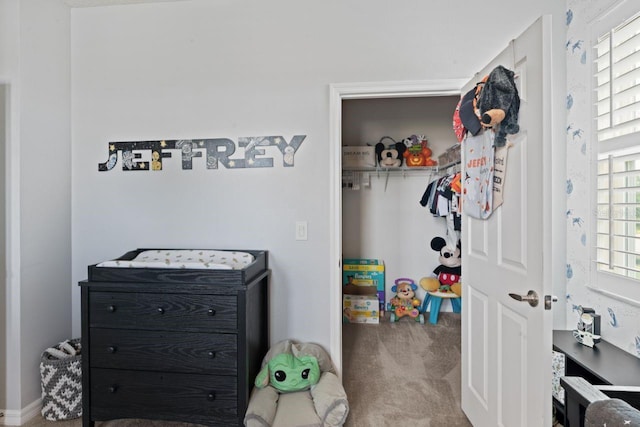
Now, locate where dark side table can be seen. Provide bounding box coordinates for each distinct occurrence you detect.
[553,330,640,426]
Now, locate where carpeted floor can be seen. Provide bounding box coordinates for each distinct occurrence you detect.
[342,312,471,427]
[21,313,470,427]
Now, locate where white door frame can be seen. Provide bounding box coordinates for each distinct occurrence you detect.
[328,79,467,375]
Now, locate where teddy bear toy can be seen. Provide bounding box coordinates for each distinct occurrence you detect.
[419,237,462,296]
[476,65,520,147]
[387,278,425,323]
[375,137,406,168]
[402,134,437,167]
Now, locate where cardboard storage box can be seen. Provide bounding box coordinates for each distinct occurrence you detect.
[342,258,385,315]
[342,295,380,324]
[342,146,376,168]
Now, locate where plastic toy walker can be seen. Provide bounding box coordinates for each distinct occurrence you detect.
[387,278,425,324]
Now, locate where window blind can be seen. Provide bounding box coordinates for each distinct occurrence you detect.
[596,149,640,280]
[596,12,640,142]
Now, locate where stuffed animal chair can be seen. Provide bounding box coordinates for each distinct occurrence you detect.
[244,340,349,427]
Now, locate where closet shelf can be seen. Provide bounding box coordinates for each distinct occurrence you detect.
[342,165,438,174]
[342,162,461,175]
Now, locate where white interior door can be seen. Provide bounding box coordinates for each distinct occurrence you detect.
[461,16,554,427]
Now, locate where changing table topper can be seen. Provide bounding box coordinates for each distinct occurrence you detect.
[96,249,255,270]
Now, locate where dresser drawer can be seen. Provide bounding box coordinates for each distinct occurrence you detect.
[90,368,238,426]
[90,328,237,374]
[89,291,237,331]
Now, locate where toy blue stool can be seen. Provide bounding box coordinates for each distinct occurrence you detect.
[420,291,461,324]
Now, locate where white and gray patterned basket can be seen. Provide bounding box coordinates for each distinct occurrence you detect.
[40,338,82,420]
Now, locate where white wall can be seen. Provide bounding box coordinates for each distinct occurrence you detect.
[70,0,567,368]
[0,0,71,419]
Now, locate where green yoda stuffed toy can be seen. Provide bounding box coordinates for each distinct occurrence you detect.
[255,352,321,393]
[245,340,349,427]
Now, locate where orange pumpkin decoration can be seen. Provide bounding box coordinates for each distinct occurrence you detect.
[403,140,435,167]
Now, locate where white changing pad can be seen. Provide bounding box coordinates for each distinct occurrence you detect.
[96,249,255,270]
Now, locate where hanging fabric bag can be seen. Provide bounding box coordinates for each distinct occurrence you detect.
[463,130,495,219]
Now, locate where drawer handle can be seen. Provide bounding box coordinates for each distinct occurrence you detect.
[157,307,165,314]
[108,385,118,393]
[207,309,216,316]
[107,305,117,313]
[207,392,216,401]
[107,346,117,354]
[208,351,216,359]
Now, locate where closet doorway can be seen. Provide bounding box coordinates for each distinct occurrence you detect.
[329,80,466,374]
[329,81,470,424]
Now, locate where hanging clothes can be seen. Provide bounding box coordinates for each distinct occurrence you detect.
[420,171,462,246]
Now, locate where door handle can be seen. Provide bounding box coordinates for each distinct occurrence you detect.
[508,290,539,307]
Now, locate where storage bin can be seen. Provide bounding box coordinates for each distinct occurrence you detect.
[40,338,82,420]
[342,146,376,168]
[438,143,461,168]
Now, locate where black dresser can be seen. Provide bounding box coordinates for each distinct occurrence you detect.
[79,249,270,427]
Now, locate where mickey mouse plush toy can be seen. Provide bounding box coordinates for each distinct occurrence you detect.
[419,237,462,296]
[375,139,406,168]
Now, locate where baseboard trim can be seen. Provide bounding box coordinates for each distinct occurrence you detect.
[1,399,41,426]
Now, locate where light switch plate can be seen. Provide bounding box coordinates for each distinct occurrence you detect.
[296,221,308,241]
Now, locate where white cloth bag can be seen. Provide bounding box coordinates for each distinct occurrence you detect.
[463,130,495,219]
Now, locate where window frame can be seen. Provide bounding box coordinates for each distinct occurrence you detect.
[589,0,640,304]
